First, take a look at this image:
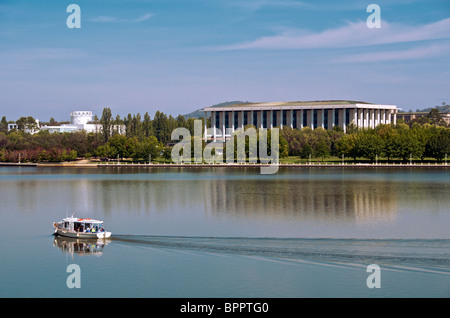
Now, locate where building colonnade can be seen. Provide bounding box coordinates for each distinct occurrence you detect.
[203,103,399,140]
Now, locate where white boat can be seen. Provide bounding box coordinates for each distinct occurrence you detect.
[53,216,112,239]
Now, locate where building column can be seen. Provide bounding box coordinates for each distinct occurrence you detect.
[358,109,364,128]
[222,111,226,139]
[299,109,304,129]
[232,110,235,133]
[331,108,336,129]
[259,110,264,128]
[270,110,273,129]
[237,110,243,130]
[376,109,380,127]
[317,109,324,129]
[306,109,313,129]
[211,111,216,141]
[277,110,283,129]
[327,110,333,130]
[352,108,357,127]
[338,109,344,130]
[365,109,370,128]
[288,110,293,128]
[393,111,397,125]
[371,109,375,128]
[343,108,347,132]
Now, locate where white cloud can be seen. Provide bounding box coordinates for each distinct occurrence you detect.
[336,43,450,63]
[217,18,450,50]
[225,0,307,11]
[131,13,154,23]
[89,13,154,23]
[0,48,89,60]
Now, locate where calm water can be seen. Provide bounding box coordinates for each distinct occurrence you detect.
[0,166,449,297]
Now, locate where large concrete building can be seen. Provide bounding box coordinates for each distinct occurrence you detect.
[203,100,399,140]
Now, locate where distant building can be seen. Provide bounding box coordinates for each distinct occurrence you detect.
[397,111,450,125]
[203,100,400,140]
[396,112,428,122]
[40,111,125,134]
[7,120,40,134]
[7,123,18,131]
[443,113,450,125]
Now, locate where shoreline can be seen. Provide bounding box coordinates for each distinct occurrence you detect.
[1,162,448,168]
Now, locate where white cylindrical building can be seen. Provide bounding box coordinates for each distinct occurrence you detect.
[71,111,93,125]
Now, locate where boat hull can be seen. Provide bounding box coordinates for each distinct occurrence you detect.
[54,227,111,239]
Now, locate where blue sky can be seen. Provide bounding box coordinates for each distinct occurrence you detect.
[0,0,449,121]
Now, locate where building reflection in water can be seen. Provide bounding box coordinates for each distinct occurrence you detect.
[203,178,398,224]
[53,235,110,258]
[77,171,399,225]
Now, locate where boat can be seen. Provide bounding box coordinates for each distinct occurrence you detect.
[53,216,112,239]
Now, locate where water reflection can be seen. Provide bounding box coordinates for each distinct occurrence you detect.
[2,167,449,238]
[52,235,111,258]
[86,178,398,224]
[4,170,400,223]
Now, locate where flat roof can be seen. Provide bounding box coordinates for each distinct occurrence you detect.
[204,100,398,111]
[62,217,103,223]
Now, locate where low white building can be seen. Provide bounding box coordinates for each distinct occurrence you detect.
[7,120,40,134]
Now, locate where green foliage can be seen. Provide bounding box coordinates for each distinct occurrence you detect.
[100,107,113,142]
[425,128,450,161]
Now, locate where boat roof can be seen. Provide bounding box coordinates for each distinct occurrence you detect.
[62,217,104,223]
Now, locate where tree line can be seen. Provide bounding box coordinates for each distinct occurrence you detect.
[0,108,449,163]
[280,108,449,162]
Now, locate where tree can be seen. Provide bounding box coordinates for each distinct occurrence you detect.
[176,114,187,129]
[16,116,38,133]
[49,117,58,125]
[314,138,330,161]
[335,134,358,161]
[153,111,170,144]
[299,144,313,159]
[427,108,446,127]
[130,113,143,140]
[426,128,450,161]
[95,144,116,159]
[107,134,128,159]
[131,136,161,162]
[143,112,153,138]
[100,107,113,142]
[354,130,384,161]
[161,146,172,163]
[392,127,423,161]
[0,116,7,133]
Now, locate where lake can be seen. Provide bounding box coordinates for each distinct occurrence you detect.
[0,166,449,298]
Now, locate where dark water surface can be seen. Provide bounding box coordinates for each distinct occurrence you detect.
[0,166,449,297]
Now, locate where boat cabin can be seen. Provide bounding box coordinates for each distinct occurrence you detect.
[60,217,106,233]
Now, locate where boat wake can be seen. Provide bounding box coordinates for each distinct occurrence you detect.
[111,235,450,275]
